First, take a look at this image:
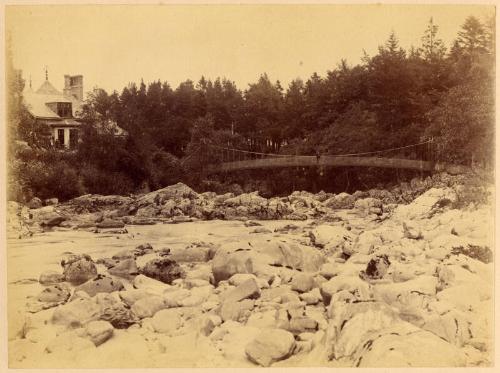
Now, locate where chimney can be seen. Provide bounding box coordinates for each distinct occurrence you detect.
[63,74,83,101]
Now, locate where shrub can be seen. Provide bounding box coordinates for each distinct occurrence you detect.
[81,166,134,195]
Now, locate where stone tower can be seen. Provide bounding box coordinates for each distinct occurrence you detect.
[63,75,83,101]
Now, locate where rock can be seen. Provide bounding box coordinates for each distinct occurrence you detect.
[62,254,98,285]
[44,198,59,206]
[169,215,193,224]
[108,258,139,279]
[140,258,184,284]
[212,250,255,284]
[45,332,96,354]
[28,197,43,209]
[403,222,423,240]
[135,183,198,207]
[219,299,255,322]
[359,255,391,280]
[288,316,318,334]
[250,227,272,234]
[290,272,315,293]
[96,219,125,229]
[97,293,138,329]
[51,298,102,327]
[132,274,173,293]
[245,328,296,366]
[39,270,65,285]
[393,187,457,221]
[228,273,258,286]
[299,288,322,305]
[320,275,371,305]
[355,329,466,367]
[200,314,222,336]
[119,288,159,306]
[222,278,261,303]
[75,275,125,297]
[41,213,67,227]
[450,244,493,264]
[151,309,182,334]
[319,262,338,279]
[37,284,70,303]
[373,275,438,305]
[244,220,262,227]
[131,295,167,319]
[310,225,353,251]
[85,320,114,346]
[324,193,355,209]
[169,245,213,263]
[354,197,383,217]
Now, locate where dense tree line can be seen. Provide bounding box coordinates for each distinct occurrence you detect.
[7,16,495,201]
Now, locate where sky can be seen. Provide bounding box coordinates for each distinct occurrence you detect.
[6,4,495,95]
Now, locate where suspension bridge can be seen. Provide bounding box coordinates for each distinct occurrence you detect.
[201,139,467,175]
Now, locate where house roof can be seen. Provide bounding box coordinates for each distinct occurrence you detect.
[36,80,61,95]
[24,80,83,119]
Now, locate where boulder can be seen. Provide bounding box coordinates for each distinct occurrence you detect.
[108,258,139,279]
[131,295,167,319]
[45,332,96,354]
[320,275,371,305]
[28,197,43,209]
[355,329,466,367]
[354,197,383,217]
[41,213,67,227]
[85,320,114,346]
[132,274,173,293]
[75,275,124,297]
[290,272,315,293]
[222,278,261,303]
[96,219,125,229]
[373,275,438,305]
[61,254,98,285]
[228,273,258,287]
[37,284,71,303]
[310,225,352,249]
[51,298,102,327]
[151,308,183,334]
[212,250,255,284]
[169,245,213,263]
[39,270,65,285]
[403,222,423,240]
[119,288,160,307]
[245,328,296,366]
[324,193,355,209]
[359,255,391,280]
[219,299,255,322]
[393,187,457,221]
[140,258,184,284]
[44,198,59,206]
[97,293,138,329]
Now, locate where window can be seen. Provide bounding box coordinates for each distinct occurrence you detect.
[57,103,72,117]
[57,129,65,148]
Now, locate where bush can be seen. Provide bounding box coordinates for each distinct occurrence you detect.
[19,160,84,201]
[149,150,185,190]
[81,166,134,195]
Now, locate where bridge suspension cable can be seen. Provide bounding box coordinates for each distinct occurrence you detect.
[206,138,434,161]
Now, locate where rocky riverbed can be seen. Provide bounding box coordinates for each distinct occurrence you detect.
[6,173,494,368]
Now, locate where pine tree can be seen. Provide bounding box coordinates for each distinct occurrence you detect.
[420,17,446,61]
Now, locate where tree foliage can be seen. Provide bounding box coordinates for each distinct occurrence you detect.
[7,16,495,200]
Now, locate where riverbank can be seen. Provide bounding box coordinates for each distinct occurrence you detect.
[6,172,494,367]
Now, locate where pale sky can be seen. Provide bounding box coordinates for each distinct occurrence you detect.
[6,4,495,96]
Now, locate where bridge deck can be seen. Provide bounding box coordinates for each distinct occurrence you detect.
[206,155,435,173]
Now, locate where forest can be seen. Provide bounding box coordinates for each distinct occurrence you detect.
[7,16,495,201]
